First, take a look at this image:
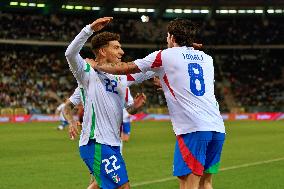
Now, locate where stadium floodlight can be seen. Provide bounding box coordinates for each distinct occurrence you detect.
[267,9,274,13]
[219,10,229,14]
[275,9,282,13]
[238,10,246,13]
[113,8,119,11]
[141,15,149,22]
[192,9,201,13]
[75,6,83,10]
[166,9,174,13]
[183,9,191,13]
[200,9,209,14]
[20,2,28,6]
[92,7,100,10]
[246,10,254,13]
[174,9,183,13]
[84,6,91,10]
[65,5,74,10]
[37,3,45,8]
[120,8,128,12]
[10,2,18,6]
[138,8,146,12]
[255,9,263,14]
[228,10,237,14]
[146,9,155,12]
[28,3,36,7]
[129,8,138,12]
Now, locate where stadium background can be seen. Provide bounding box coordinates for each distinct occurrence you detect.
[0,0,284,189]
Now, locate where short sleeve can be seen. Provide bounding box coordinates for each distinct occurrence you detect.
[134,50,162,73]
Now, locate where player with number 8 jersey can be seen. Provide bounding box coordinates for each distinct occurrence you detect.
[93,18,226,189]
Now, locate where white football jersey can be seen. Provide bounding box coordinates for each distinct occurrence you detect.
[66,25,156,147]
[134,46,225,135]
[69,87,82,106]
[56,103,66,121]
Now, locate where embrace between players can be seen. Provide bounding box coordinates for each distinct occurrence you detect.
[65,17,225,189]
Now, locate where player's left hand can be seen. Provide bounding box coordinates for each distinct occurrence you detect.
[192,43,203,49]
[133,93,147,110]
[68,120,79,140]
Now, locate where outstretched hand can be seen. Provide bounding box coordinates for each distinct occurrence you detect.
[192,43,203,49]
[133,93,147,110]
[90,17,113,32]
[68,120,80,140]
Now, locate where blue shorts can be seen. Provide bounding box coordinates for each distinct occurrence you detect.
[173,131,225,177]
[122,122,131,135]
[79,139,129,189]
[60,120,69,127]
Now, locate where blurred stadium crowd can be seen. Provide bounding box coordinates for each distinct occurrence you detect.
[0,12,283,114]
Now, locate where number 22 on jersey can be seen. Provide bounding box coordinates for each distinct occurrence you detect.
[188,63,205,96]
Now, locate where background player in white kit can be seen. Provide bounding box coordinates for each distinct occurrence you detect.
[55,101,69,130]
[93,18,226,189]
[65,17,155,189]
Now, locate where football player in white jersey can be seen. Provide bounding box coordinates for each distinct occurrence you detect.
[55,102,68,130]
[93,18,226,189]
[65,17,156,189]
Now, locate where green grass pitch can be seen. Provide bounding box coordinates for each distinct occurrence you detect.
[0,120,284,189]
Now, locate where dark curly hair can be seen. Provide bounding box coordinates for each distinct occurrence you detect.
[167,18,197,47]
[91,32,120,50]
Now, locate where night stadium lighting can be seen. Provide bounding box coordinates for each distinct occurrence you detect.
[238,10,246,13]
[120,8,129,12]
[28,3,36,7]
[255,10,263,14]
[65,5,74,9]
[36,4,45,8]
[129,8,138,12]
[246,9,254,13]
[192,9,201,13]
[166,9,174,13]
[146,9,155,12]
[183,9,191,13]
[92,7,100,10]
[166,8,209,14]
[113,7,154,13]
[138,8,146,12]
[10,2,18,6]
[275,9,283,13]
[200,10,209,13]
[216,9,265,14]
[141,15,149,22]
[19,2,28,6]
[75,6,83,10]
[174,9,183,13]
[84,6,91,10]
[228,10,237,14]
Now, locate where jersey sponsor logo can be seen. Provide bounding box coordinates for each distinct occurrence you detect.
[182,53,203,61]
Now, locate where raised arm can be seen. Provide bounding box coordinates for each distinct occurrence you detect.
[65,17,112,84]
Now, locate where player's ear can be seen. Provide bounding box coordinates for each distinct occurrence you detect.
[171,35,176,44]
[99,48,106,57]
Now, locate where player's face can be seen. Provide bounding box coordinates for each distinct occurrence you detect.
[167,33,174,48]
[104,41,124,63]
